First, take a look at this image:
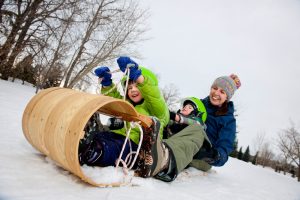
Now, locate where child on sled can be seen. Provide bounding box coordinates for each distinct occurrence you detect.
[78,57,169,168]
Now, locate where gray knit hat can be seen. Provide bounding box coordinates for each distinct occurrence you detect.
[212,74,241,100]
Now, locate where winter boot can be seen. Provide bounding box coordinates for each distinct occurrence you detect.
[155,148,177,182]
[135,117,170,177]
[79,130,98,151]
[79,134,103,165]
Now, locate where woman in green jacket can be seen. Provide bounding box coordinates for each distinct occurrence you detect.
[79,57,169,167]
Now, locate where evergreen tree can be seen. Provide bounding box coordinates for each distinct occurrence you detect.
[252,151,258,165]
[238,147,243,160]
[243,146,251,162]
[230,139,239,158]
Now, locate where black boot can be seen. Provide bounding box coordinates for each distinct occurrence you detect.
[79,135,103,166]
[155,147,177,182]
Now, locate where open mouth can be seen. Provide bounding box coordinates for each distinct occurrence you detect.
[131,93,139,98]
[212,95,220,101]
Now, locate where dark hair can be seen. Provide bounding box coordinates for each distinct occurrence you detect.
[215,102,228,116]
[124,79,135,98]
[125,80,144,106]
[183,100,198,116]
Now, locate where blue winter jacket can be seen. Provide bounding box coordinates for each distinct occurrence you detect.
[202,96,236,166]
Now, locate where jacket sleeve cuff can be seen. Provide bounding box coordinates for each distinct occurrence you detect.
[169,111,176,121]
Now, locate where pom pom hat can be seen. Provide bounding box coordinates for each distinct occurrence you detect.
[212,74,241,101]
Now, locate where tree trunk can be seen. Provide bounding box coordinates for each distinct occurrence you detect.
[63,1,105,88]
[0,0,43,80]
[298,166,300,182]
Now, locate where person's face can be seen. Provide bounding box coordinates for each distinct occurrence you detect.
[180,104,195,116]
[209,86,227,107]
[127,82,143,103]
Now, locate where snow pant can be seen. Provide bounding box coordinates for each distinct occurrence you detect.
[163,124,206,174]
[92,131,137,167]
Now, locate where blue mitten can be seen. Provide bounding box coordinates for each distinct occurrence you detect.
[128,66,141,81]
[117,56,138,72]
[94,66,112,86]
[117,56,141,81]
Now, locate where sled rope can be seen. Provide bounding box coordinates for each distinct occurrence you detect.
[96,65,143,177]
[122,67,131,100]
[114,66,142,175]
[115,121,143,175]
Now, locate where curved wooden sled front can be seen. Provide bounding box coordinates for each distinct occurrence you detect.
[22,87,152,187]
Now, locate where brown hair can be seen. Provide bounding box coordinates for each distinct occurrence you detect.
[215,102,228,116]
[125,80,144,106]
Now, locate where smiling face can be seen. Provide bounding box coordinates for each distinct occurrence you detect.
[209,86,227,107]
[127,82,143,103]
[180,104,195,116]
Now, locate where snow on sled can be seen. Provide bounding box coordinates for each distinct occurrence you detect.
[22,87,152,187]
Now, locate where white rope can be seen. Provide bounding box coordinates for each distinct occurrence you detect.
[115,121,143,174]
[122,68,130,100]
[125,122,143,169]
[96,65,143,178]
[115,123,132,171]
[115,65,143,171]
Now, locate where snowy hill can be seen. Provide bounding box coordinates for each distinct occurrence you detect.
[0,79,299,200]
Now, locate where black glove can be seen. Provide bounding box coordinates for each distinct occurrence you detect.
[169,111,177,121]
[194,147,220,165]
[107,117,124,130]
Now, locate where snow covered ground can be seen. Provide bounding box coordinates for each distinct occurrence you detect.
[0,79,299,200]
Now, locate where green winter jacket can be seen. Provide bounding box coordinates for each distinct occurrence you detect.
[101,67,169,144]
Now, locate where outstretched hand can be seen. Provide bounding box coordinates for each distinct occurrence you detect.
[94,66,112,86]
[117,56,141,81]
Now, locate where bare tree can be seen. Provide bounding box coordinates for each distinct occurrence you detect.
[252,131,266,154]
[62,0,148,88]
[252,131,266,165]
[33,1,81,92]
[252,132,276,167]
[161,83,181,111]
[259,142,275,168]
[1,0,148,90]
[0,0,67,80]
[275,154,290,175]
[277,122,300,181]
[12,54,34,84]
